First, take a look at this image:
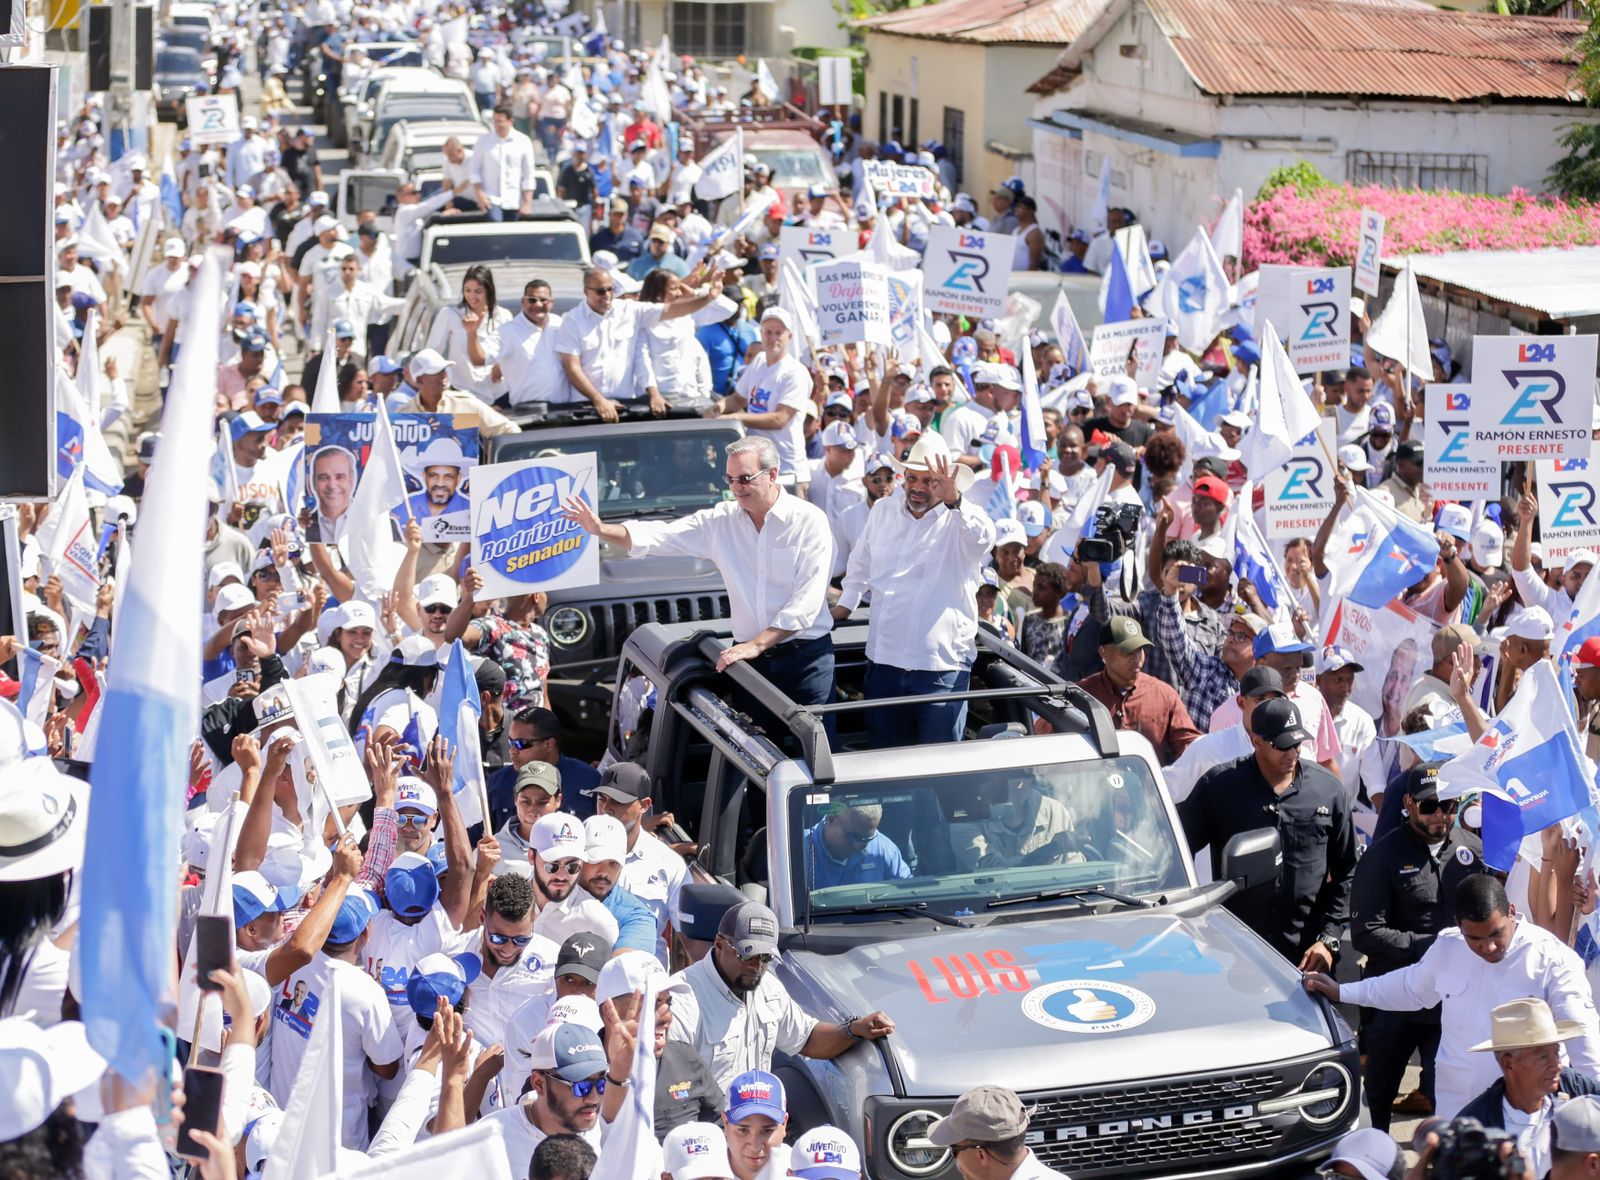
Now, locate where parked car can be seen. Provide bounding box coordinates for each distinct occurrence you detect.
[153,46,208,123]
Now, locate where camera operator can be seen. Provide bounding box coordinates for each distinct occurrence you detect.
[1049,503,1142,683]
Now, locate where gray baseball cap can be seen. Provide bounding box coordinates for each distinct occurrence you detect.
[718,900,781,959]
[556,933,611,983]
[927,1086,1034,1147]
[1556,1095,1600,1153]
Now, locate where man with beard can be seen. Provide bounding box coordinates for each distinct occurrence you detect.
[531,812,589,912]
[586,762,686,965]
[481,1022,609,1177]
[396,437,471,539]
[458,871,561,1049]
[501,932,613,1098]
[578,815,662,960]
[668,900,895,1091]
[593,952,722,1134]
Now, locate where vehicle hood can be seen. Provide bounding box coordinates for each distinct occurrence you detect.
[782,908,1335,1095]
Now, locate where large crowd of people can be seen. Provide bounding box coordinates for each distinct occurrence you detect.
[6,1,1600,1178]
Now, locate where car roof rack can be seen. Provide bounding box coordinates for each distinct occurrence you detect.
[504,403,712,429]
[640,624,1121,786]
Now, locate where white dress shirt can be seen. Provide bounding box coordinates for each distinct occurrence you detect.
[554,299,666,401]
[1341,919,1600,1119]
[667,952,818,1093]
[320,279,405,339]
[426,303,513,403]
[627,493,834,645]
[639,295,736,406]
[839,489,998,672]
[470,127,538,209]
[496,311,570,404]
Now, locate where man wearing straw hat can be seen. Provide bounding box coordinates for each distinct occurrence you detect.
[834,432,997,746]
[1456,998,1600,1176]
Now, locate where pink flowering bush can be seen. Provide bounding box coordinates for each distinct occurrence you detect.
[1242,181,1600,267]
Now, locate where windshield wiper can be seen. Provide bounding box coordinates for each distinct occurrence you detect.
[986,885,1155,911]
[824,901,972,928]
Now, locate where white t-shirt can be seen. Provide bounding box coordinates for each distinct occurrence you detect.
[361,906,461,1034]
[735,353,812,477]
[268,954,404,1148]
[479,1101,602,1180]
[7,938,69,1026]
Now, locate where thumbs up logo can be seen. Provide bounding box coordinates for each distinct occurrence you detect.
[1021,979,1157,1035]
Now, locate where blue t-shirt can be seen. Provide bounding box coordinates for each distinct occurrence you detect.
[590,225,644,263]
[804,822,912,889]
[697,320,756,395]
[601,884,659,955]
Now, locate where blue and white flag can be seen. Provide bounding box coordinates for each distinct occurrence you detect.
[1439,660,1595,871]
[1156,226,1229,353]
[589,975,660,1180]
[80,253,223,1085]
[1325,485,1441,610]
[159,153,184,230]
[1238,321,1318,478]
[1049,291,1089,378]
[436,640,487,830]
[1228,483,1293,621]
[56,364,124,497]
[1559,542,1600,718]
[1015,333,1048,470]
[1101,242,1135,325]
[16,646,59,727]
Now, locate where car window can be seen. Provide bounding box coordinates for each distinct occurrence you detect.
[156,49,201,72]
[495,426,741,520]
[788,756,1187,918]
[756,148,830,190]
[346,175,400,218]
[426,230,587,267]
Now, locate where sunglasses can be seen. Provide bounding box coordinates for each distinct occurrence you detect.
[487,931,534,947]
[543,859,582,875]
[720,937,774,966]
[841,828,874,847]
[397,813,431,828]
[724,470,772,486]
[510,736,552,751]
[546,1074,607,1098]
[422,604,451,614]
[1416,798,1459,816]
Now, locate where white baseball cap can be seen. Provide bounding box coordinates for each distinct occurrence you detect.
[664,1121,734,1180]
[1471,520,1505,569]
[1105,375,1138,406]
[595,949,690,1004]
[760,306,793,332]
[532,813,586,860]
[409,348,453,377]
[1337,444,1371,474]
[582,814,628,866]
[1506,606,1554,642]
[992,519,1026,550]
[1435,503,1473,542]
[1321,1127,1399,1180]
[820,422,858,450]
[417,573,459,609]
[790,1126,863,1180]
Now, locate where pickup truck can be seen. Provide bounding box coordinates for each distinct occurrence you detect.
[609,620,1362,1180]
[680,105,836,195]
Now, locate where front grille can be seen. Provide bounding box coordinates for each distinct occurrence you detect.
[1025,1069,1287,1176]
[587,594,730,660]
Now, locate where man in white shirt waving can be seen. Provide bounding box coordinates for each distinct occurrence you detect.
[834,433,997,746]
[471,104,539,221]
[562,435,835,706]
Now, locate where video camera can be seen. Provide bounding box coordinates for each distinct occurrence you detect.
[1422,1118,1525,1180]
[1076,502,1142,565]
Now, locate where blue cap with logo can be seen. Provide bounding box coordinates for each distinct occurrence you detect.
[550,1022,609,1082]
[370,354,404,375]
[329,888,382,943]
[404,951,482,1016]
[727,1070,787,1123]
[384,851,441,918]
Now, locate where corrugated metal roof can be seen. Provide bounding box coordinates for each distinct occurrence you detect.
[1391,247,1600,320]
[857,0,1106,45]
[1147,0,1585,101]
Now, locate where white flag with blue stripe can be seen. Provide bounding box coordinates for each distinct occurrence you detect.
[16,646,59,727]
[79,253,223,1085]
[436,640,487,830]
[56,364,124,497]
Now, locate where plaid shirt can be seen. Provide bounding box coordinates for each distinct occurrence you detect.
[1155,592,1238,731]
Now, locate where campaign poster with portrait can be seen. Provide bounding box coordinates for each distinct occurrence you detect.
[302,413,481,544]
[1321,596,1439,740]
[470,455,600,599]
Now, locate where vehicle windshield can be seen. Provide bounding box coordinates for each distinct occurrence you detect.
[347,176,400,218]
[755,147,831,190]
[156,49,201,73]
[160,29,207,52]
[428,228,585,266]
[495,427,740,519]
[790,756,1187,915]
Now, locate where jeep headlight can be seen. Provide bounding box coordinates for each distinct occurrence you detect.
[886,1110,948,1176]
[1260,1060,1352,1127]
[547,606,588,647]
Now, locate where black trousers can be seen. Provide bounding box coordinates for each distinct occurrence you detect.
[1362,1006,1441,1130]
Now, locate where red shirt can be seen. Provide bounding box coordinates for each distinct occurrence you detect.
[1077,670,1202,765]
[625,118,662,151]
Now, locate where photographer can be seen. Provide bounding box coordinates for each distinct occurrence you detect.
[1051,506,1142,683]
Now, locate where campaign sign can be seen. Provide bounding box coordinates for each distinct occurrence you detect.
[1536,454,1600,562]
[778,225,847,272]
[886,268,923,354]
[1466,334,1599,464]
[1089,318,1166,391]
[1423,385,1499,499]
[1264,428,1336,537]
[814,259,891,347]
[304,414,480,544]
[1254,265,1352,374]
[470,456,600,600]
[864,160,935,200]
[1322,597,1439,739]
[924,224,1014,318]
[1355,209,1385,297]
[185,94,241,147]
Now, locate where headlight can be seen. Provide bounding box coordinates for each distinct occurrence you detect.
[547,606,588,647]
[1258,1060,1352,1127]
[886,1109,948,1177]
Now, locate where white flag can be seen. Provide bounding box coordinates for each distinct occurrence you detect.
[694,129,743,202]
[1040,464,1114,565]
[1211,188,1244,262]
[266,966,343,1178]
[1364,257,1433,378]
[77,204,128,279]
[321,1121,513,1179]
[778,258,821,351]
[1239,321,1320,478]
[589,976,660,1180]
[1090,154,1110,233]
[35,466,101,607]
[867,215,920,272]
[110,523,130,646]
[57,364,124,496]
[311,328,341,412]
[756,58,779,102]
[341,396,407,602]
[176,804,236,1053]
[1155,227,1229,353]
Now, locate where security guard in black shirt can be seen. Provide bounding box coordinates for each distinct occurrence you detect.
[1350,760,1488,1129]
[1178,696,1357,972]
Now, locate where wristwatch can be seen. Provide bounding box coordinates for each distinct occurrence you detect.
[842,1015,862,1041]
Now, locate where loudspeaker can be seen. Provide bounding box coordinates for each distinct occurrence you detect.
[134,5,153,90]
[0,65,57,501]
[87,6,112,92]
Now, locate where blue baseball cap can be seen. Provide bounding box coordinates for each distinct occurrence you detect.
[550,1022,609,1082]
[370,354,404,375]
[385,851,440,918]
[1253,621,1314,659]
[232,870,297,928]
[254,386,283,406]
[233,300,260,319]
[424,841,448,877]
[404,951,482,1017]
[728,1070,787,1123]
[758,243,779,261]
[241,330,268,353]
[228,412,274,442]
[1232,341,1261,366]
[1228,322,1256,345]
[329,888,381,944]
[333,319,356,339]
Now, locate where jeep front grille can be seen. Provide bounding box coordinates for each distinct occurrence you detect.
[1025,1069,1286,1176]
[589,595,730,661]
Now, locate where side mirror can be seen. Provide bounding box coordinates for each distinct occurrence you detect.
[1220,827,1281,892]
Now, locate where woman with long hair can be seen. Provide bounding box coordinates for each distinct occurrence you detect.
[635,269,734,411]
[424,263,511,403]
[337,362,370,410]
[348,642,441,771]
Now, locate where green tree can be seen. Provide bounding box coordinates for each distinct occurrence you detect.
[1548,6,1600,198]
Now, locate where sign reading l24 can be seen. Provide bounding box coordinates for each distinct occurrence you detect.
[924,223,1015,318]
[1467,335,1598,463]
